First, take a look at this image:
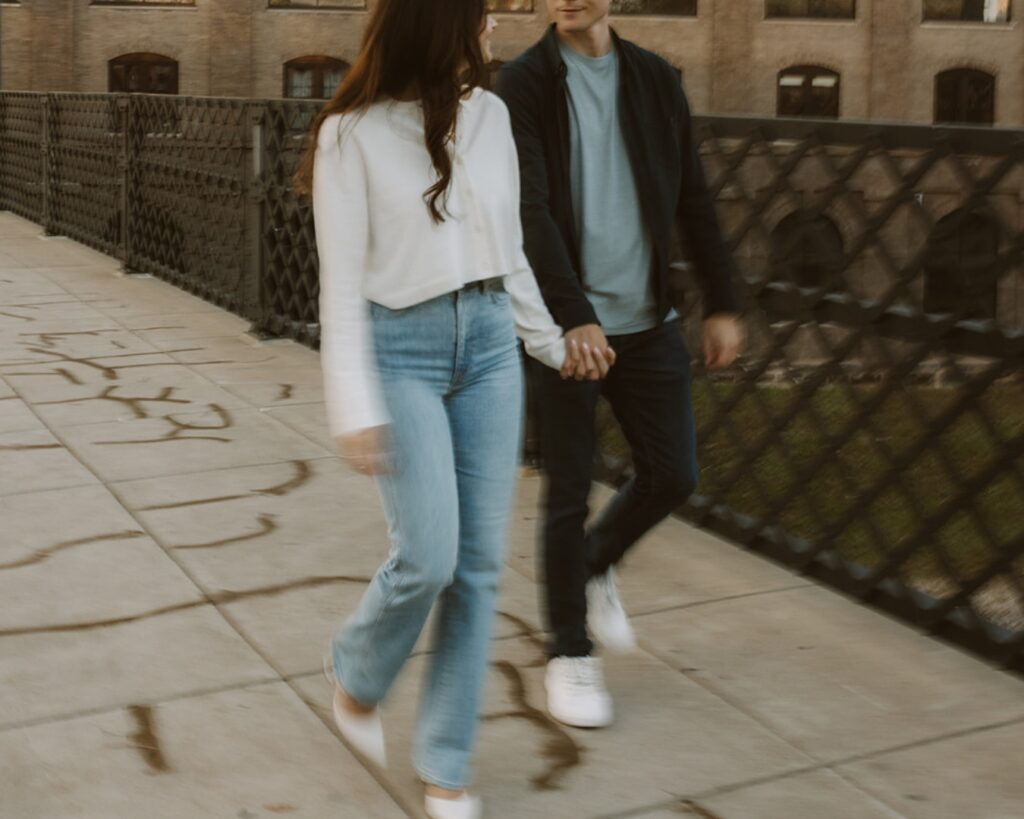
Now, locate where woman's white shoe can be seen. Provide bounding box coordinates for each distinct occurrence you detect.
[331,686,387,769]
[424,792,482,819]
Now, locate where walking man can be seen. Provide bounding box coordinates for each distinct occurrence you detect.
[496,1,744,728]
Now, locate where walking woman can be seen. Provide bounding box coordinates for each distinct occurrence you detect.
[294,2,593,816]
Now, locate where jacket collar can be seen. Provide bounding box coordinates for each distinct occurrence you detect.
[541,23,627,78]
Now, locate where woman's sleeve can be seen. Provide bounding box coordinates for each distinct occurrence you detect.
[313,116,389,437]
[500,118,567,372]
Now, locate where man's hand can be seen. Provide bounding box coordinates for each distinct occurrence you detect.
[336,425,392,476]
[560,323,616,381]
[703,313,745,370]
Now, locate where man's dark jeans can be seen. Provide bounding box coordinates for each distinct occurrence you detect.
[530,321,698,658]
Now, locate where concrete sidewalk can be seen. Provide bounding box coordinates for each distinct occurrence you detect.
[1,211,1022,819]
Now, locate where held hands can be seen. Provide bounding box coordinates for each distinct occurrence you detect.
[559,324,616,381]
[703,313,745,370]
[336,425,392,476]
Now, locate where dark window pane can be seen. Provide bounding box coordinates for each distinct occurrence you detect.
[934,69,995,124]
[766,0,856,17]
[777,66,839,118]
[108,53,178,95]
[923,0,1010,22]
[610,0,698,14]
[486,0,534,10]
[283,57,350,100]
[924,211,999,319]
[770,212,845,290]
[267,0,364,7]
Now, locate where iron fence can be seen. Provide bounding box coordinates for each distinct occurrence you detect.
[0,92,1021,670]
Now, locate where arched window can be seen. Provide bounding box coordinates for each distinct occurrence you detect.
[924,211,999,320]
[283,57,349,100]
[934,68,995,124]
[108,53,179,94]
[923,1,1010,22]
[777,65,839,118]
[770,211,845,290]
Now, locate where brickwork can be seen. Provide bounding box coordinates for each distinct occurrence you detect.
[0,0,1021,123]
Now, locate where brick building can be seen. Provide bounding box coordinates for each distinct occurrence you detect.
[0,0,1021,125]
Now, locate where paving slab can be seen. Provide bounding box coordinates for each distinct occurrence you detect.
[633,584,1024,762]
[0,681,407,819]
[0,484,198,630]
[112,459,384,590]
[56,407,331,482]
[836,720,1024,819]
[0,606,276,728]
[1,236,115,268]
[110,310,251,346]
[0,395,46,434]
[694,770,907,819]
[0,269,69,301]
[0,213,42,238]
[0,427,99,497]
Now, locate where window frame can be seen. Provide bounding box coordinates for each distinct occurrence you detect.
[769,211,846,292]
[609,0,699,15]
[764,0,857,20]
[923,210,1000,320]
[267,0,366,9]
[108,52,180,95]
[933,67,996,124]
[283,56,350,100]
[776,65,841,119]
[922,0,1011,24]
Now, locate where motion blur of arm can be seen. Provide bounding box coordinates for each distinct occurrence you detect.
[673,82,745,370]
[312,116,391,473]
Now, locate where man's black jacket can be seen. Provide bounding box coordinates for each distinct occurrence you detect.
[496,25,739,332]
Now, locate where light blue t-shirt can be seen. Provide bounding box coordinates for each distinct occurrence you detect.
[559,42,659,335]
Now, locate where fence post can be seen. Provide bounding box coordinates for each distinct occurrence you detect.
[243,102,268,335]
[117,95,132,271]
[40,94,54,235]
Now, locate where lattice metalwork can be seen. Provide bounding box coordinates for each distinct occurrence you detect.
[598,117,1024,669]
[0,93,45,224]
[125,95,251,313]
[259,99,323,344]
[46,94,123,255]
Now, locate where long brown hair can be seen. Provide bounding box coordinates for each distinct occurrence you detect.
[293,0,488,224]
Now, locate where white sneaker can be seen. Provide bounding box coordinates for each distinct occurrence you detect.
[424,792,482,819]
[587,567,637,654]
[331,685,387,768]
[544,656,613,728]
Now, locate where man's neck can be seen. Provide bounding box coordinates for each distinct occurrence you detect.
[556,19,613,59]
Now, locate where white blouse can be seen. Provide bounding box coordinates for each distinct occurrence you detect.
[313,88,566,437]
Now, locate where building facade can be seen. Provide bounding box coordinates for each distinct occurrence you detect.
[1,0,1022,125]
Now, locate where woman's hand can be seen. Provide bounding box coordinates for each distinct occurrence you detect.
[336,425,392,475]
[559,325,616,381]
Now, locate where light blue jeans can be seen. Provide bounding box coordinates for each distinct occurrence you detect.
[330,284,524,790]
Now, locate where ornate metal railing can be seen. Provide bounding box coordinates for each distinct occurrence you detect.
[1,92,1021,670]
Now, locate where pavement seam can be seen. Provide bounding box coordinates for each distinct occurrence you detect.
[627,582,813,620]
[0,675,283,734]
